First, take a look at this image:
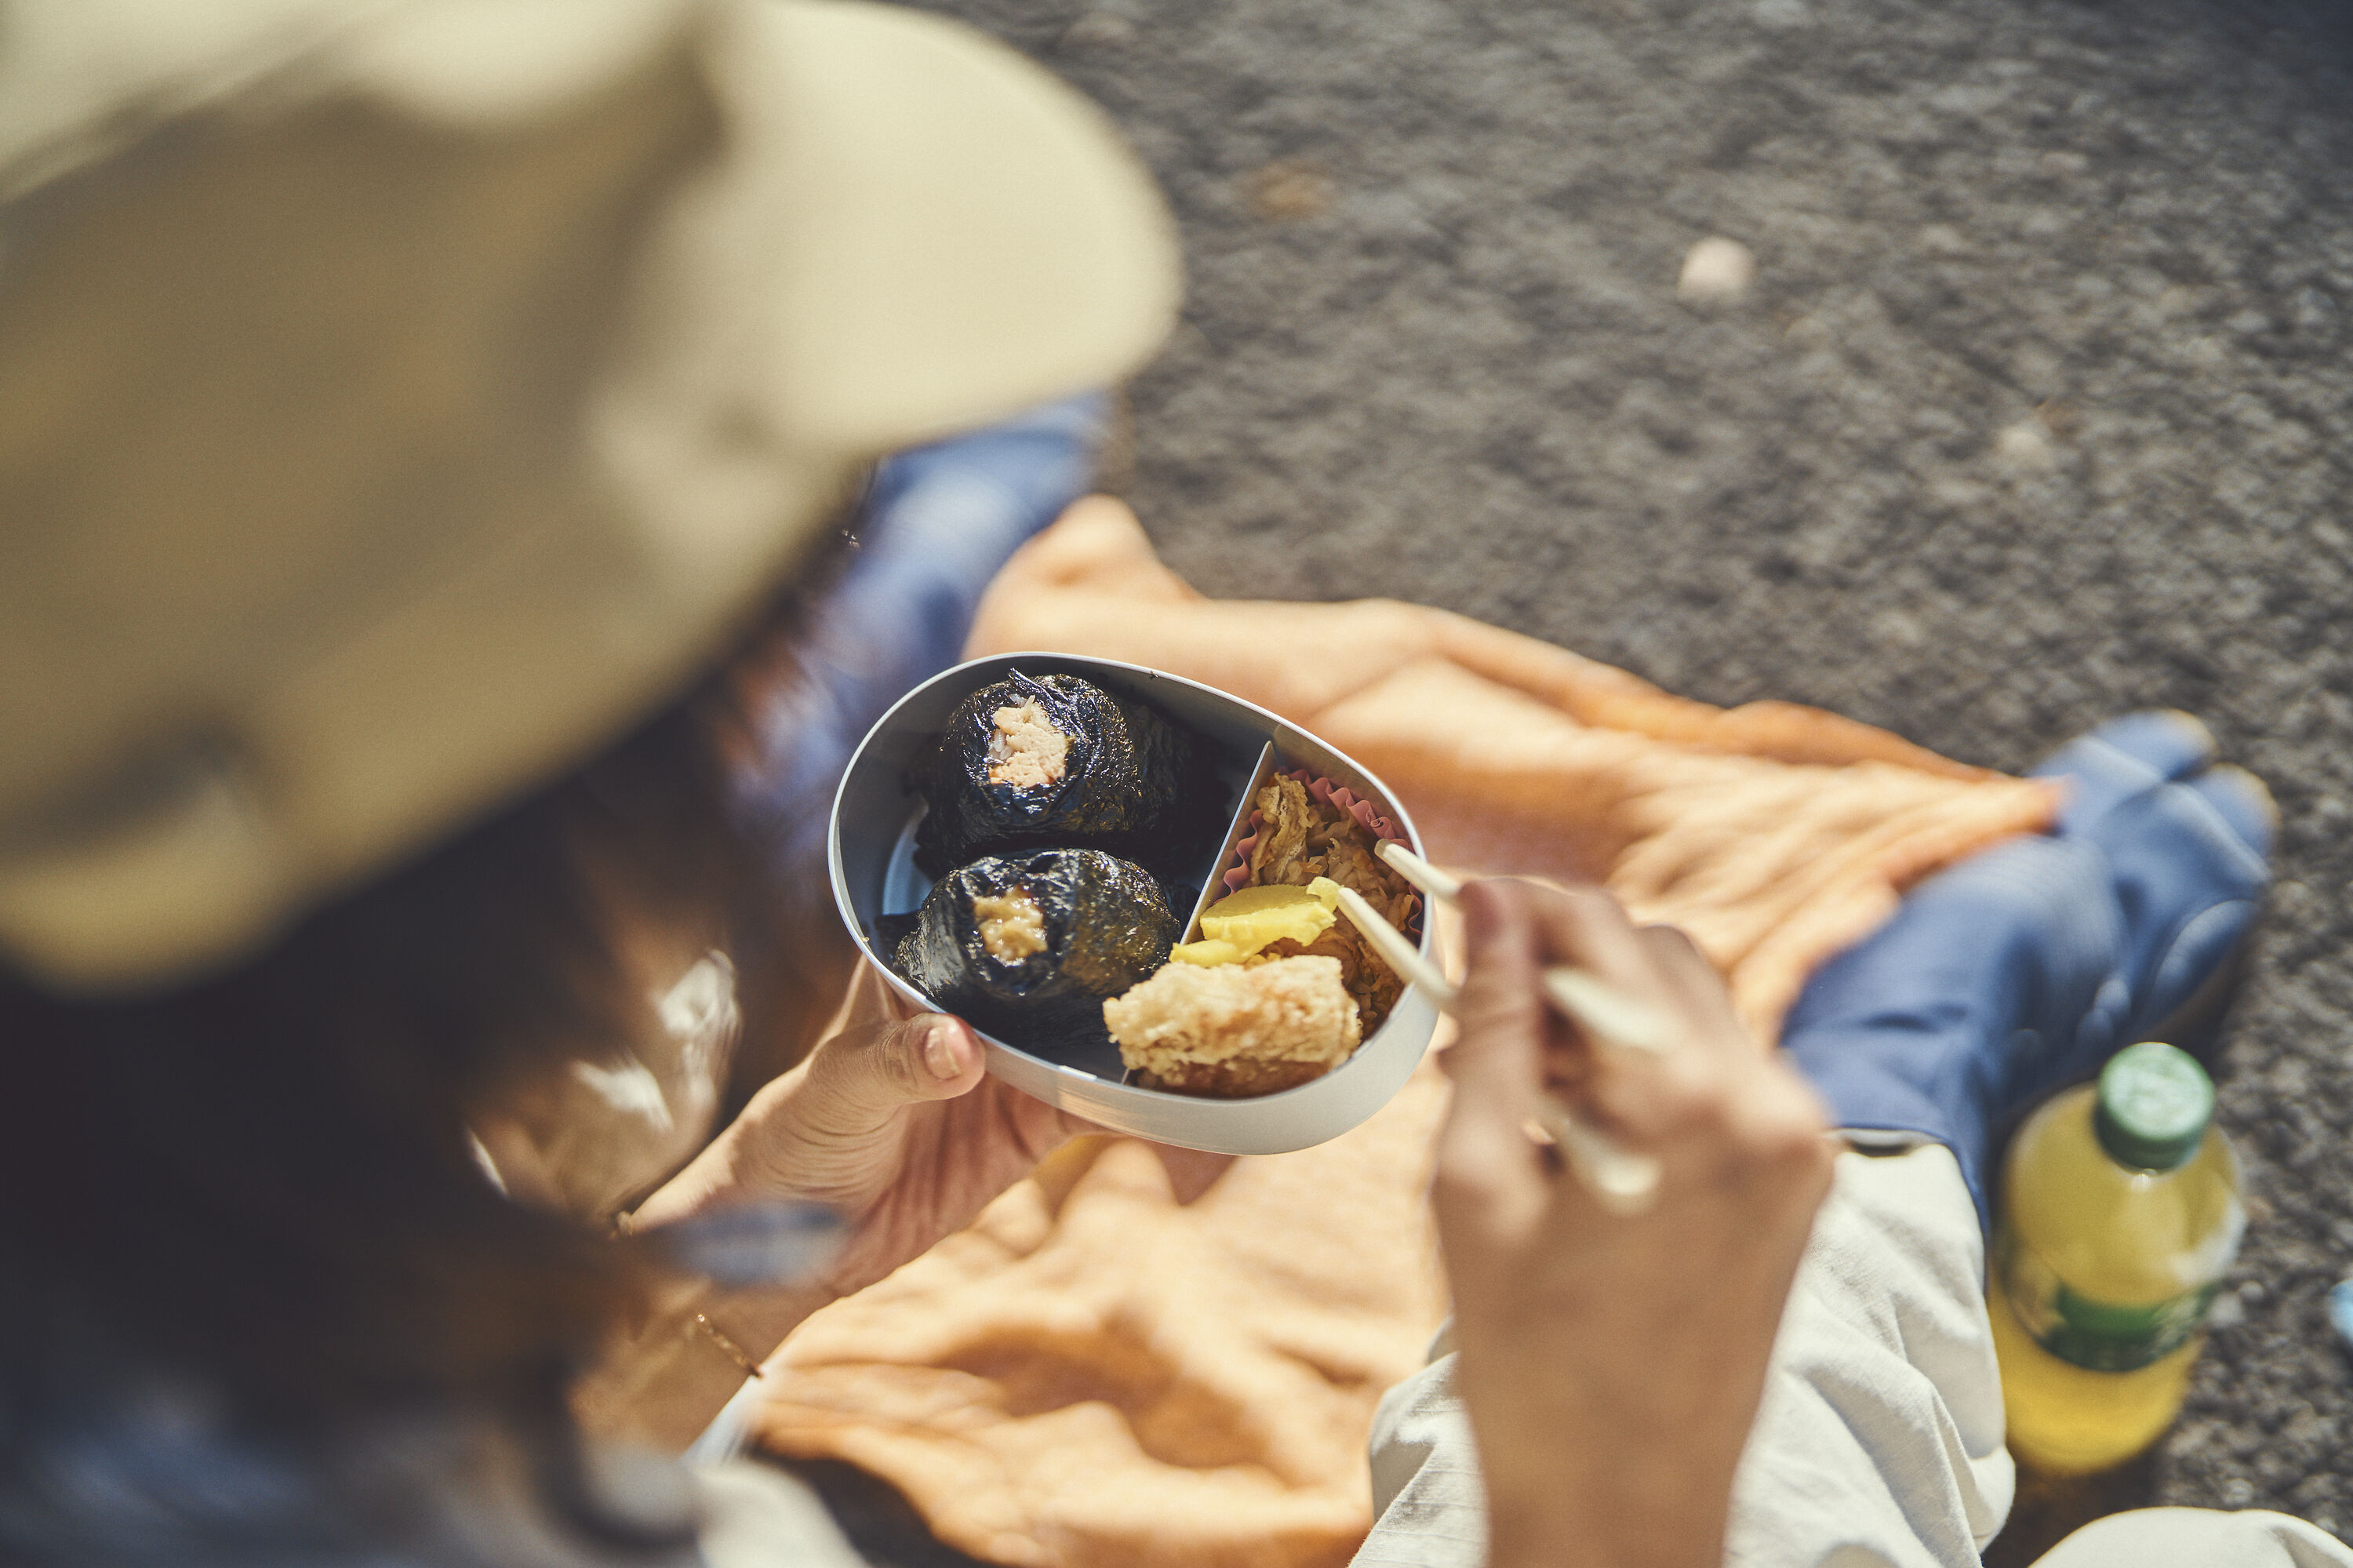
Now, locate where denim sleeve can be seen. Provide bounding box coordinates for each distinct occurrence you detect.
[733,392,1109,894]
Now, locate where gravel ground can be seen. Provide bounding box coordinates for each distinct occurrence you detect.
[871,0,2353,1553]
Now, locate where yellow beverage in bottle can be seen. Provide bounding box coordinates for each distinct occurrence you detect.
[1990,1040,2245,1475]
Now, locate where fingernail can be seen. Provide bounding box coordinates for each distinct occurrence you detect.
[922,1019,962,1081]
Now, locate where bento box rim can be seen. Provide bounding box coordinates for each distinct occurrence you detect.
[826,650,1435,1110]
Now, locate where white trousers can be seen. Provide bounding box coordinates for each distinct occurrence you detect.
[1351,1144,2353,1568]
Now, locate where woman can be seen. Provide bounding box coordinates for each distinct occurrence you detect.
[0,1,1831,1562]
[0,4,2318,1567]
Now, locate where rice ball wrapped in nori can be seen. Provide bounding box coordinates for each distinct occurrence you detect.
[888,848,1180,1046]
[912,674,1206,875]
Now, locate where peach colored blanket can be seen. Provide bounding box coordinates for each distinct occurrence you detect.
[749,500,2056,1567]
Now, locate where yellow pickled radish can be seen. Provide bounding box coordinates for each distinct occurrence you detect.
[1173,878,1346,965]
[1171,938,1248,967]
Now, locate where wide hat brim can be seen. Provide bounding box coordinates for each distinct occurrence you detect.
[0,0,1181,991]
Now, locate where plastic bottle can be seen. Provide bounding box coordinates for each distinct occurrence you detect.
[1988,1040,2246,1475]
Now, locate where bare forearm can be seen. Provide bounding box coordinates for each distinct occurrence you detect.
[572,1269,832,1453]
[571,968,1077,1451]
[572,1104,831,1452]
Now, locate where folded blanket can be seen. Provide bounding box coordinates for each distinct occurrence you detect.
[750,498,2055,1567]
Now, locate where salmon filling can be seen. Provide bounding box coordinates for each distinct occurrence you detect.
[971,886,1047,962]
[985,700,1068,789]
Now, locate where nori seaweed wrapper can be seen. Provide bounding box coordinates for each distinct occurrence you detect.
[912,674,1208,876]
[889,848,1180,1048]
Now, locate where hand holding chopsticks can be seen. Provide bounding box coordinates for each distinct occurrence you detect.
[1424,875,1836,1564]
[1333,843,1681,1215]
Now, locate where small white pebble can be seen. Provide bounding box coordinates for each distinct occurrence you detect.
[1060,10,1135,48]
[1993,421,2057,471]
[1677,236,1755,304]
[1918,223,1967,256]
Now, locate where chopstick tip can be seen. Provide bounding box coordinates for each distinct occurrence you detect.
[1377,840,1463,904]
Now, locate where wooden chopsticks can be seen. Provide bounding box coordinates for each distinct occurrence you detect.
[1376,842,1677,1056]
[1330,842,1671,1215]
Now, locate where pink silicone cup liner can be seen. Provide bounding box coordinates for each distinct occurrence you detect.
[1220,768,1424,937]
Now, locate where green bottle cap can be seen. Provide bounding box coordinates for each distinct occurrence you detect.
[2094,1041,2215,1173]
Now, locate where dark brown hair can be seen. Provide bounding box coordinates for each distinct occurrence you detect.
[0,699,721,1393]
[0,543,856,1554]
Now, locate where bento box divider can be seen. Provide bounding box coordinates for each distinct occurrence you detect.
[1178,740,1281,944]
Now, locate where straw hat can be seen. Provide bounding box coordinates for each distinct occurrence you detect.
[0,0,1180,991]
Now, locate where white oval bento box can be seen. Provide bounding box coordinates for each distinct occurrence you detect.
[828,653,1440,1156]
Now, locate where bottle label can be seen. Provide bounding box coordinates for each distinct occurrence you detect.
[1997,1231,2218,1373]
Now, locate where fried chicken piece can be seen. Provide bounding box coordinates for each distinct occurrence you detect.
[1106,956,1362,1099]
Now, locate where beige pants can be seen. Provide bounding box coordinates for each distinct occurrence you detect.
[1355,1144,2352,1568]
